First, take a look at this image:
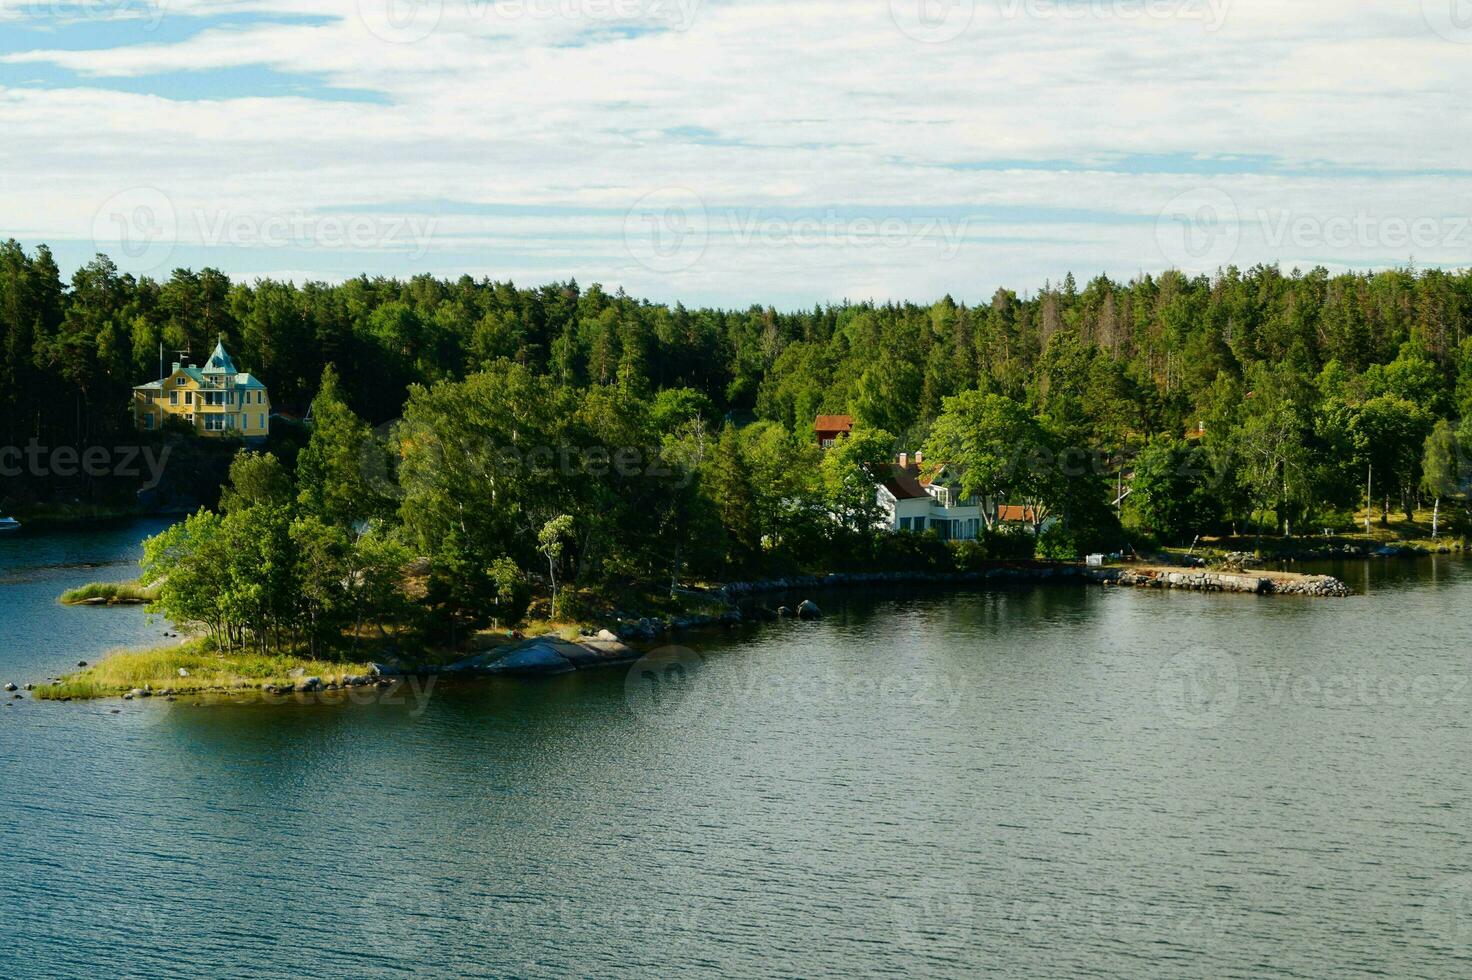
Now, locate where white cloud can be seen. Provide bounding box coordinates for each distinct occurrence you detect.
[1,0,1469,305]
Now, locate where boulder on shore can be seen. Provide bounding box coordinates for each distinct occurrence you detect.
[481,640,576,676]
[797,600,823,620]
[3,683,15,693]
[443,635,637,676]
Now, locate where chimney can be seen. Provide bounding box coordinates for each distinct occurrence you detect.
[898,452,909,469]
[172,361,181,372]
[915,450,924,465]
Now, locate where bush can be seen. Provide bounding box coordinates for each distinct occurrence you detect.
[1311,509,1360,535]
[950,539,990,571]
[871,529,955,571]
[1443,501,1472,541]
[980,525,1036,561]
[1036,524,1084,561]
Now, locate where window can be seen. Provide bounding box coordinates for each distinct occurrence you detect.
[259,414,266,430]
[143,414,154,431]
[169,390,178,405]
[257,391,264,405]
[899,517,911,531]
[185,391,194,405]
[204,415,224,431]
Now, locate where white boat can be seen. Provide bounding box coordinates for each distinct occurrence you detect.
[0,517,20,532]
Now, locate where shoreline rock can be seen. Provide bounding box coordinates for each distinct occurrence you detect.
[442,636,639,677]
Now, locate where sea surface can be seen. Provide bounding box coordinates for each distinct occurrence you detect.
[3,522,1472,978]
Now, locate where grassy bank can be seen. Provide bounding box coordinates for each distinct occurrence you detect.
[35,640,376,700]
[59,581,160,606]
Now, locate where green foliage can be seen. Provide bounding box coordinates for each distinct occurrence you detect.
[650,387,715,434]
[1130,436,1222,542]
[1350,395,1435,522]
[488,556,530,627]
[819,426,895,535]
[296,364,395,527]
[1422,419,1464,499]
[14,243,1472,635]
[59,580,159,605]
[1036,524,1082,561]
[219,451,292,513]
[870,528,954,571]
[538,514,575,618]
[980,525,1038,561]
[924,390,1043,521]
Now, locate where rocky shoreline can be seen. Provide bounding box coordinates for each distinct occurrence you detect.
[1085,565,1352,597]
[433,561,1352,678]
[24,560,1354,697]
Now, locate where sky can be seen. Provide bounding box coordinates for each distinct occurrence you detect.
[2,0,1471,308]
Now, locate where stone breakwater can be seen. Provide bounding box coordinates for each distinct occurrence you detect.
[719,563,1352,602]
[1084,565,1352,597]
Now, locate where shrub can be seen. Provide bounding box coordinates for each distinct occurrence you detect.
[950,539,990,571]
[1037,524,1084,561]
[980,525,1036,561]
[871,529,955,571]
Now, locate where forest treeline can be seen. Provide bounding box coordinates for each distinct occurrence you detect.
[5,240,1472,647]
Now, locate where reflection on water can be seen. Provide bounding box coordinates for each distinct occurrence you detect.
[3,526,1472,977]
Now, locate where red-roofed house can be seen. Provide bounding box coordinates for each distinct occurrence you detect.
[814,415,854,449]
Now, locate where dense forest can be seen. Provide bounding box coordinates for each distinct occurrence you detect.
[4,240,1471,646]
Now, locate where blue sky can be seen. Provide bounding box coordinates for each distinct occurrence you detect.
[3,0,1470,307]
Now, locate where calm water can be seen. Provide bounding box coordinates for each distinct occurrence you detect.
[3,523,1472,978]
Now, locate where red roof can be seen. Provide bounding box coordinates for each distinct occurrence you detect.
[881,465,930,501]
[814,415,854,433]
[997,505,1040,524]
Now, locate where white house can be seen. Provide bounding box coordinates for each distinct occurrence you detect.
[875,453,1061,540]
[876,454,986,541]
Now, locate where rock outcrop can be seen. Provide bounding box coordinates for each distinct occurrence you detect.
[1083,566,1350,597]
[442,635,639,677]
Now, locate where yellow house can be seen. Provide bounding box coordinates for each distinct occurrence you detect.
[133,340,271,438]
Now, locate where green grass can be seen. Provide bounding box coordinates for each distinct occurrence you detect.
[59,581,160,606]
[35,640,377,700]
